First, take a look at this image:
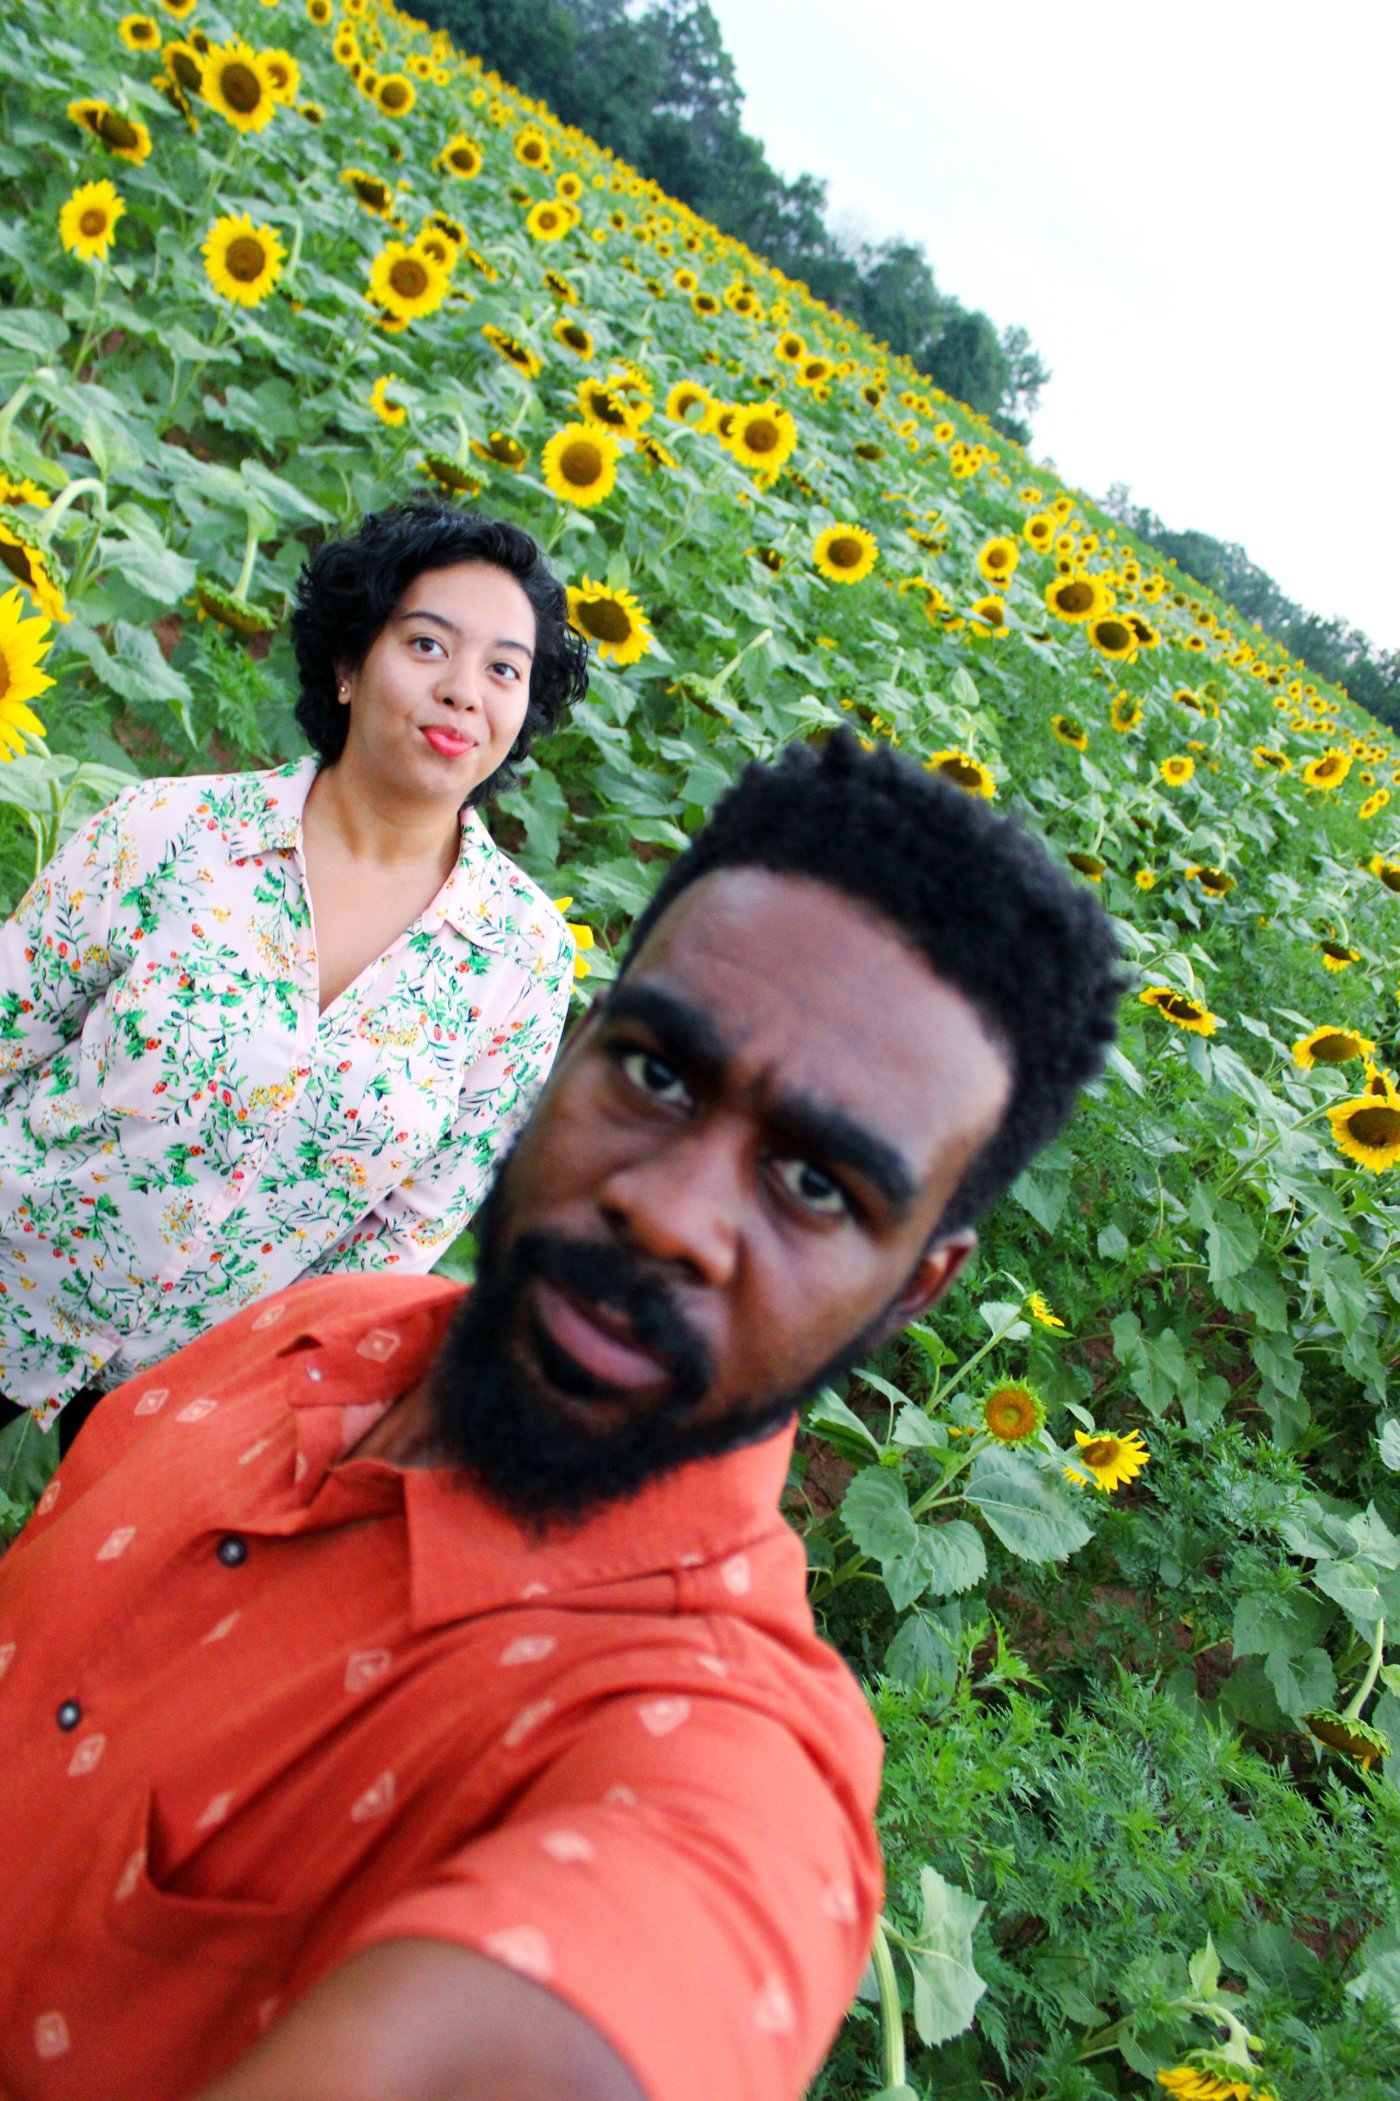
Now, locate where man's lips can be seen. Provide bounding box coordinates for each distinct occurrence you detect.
[533,1278,670,1394]
[421,723,476,757]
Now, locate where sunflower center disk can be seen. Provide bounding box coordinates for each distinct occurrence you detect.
[79,210,107,238]
[391,261,428,298]
[222,63,262,112]
[577,599,632,644]
[562,442,603,485]
[226,236,267,282]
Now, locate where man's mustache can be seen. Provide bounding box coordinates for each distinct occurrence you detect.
[506,1229,715,1413]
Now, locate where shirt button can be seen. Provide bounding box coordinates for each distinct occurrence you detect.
[56,1699,82,1731]
[216,1535,248,1568]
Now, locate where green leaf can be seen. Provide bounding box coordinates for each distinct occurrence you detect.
[918,1519,987,1598]
[906,1865,988,2046]
[977,1298,1029,1341]
[842,1467,917,1565]
[1314,1250,1371,1341]
[885,1606,962,1691]
[1379,1420,1400,1472]
[1189,1185,1259,1285]
[807,1390,883,1465]
[1232,1589,1330,1657]
[965,1450,1092,1563]
[1251,1330,1303,1400]
[1111,1313,1197,1419]
[1313,1557,1386,1631]
[64,619,193,711]
[101,530,199,609]
[1264,1645,1336,1721]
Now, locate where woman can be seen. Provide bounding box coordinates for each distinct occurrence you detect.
[0,501,588,1439]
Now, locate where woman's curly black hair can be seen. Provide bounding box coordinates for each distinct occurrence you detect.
[618,728,1126,1239]
[289,500,589,804]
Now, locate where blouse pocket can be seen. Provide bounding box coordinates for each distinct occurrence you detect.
[92,965,246,1123]
[105,1788,314,1972]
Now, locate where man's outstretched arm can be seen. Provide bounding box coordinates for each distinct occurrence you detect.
[193,1938,648,2101]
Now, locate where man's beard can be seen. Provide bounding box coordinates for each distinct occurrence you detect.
[427,1176,891,1532]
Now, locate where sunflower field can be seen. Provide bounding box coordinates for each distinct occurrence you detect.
[2,2,1400,2095]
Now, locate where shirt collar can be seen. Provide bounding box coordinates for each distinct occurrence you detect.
[220,760,517,957]
[272,1281,798,1630]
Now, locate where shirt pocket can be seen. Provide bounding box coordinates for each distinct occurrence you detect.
[104,1788,314,1973]
[89,966,248,1123]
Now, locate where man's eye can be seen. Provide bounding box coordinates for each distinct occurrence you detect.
[771,1157,850,1218]
[619,1048,691,1107]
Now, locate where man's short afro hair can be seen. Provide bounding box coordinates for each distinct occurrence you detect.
[619,729,1125,1237]
[289,500,589,805]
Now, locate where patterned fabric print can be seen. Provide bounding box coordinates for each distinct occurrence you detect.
[0,761,572,1418]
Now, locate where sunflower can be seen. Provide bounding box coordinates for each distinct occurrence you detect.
[119,14,161,51]
[691,290,721,318]
[1045,574,1109,624]
[1127,615,1160,650]
[1302,749,1351,790]
[981,1382,1046,1446]
[1024,512,1055,551]
[556,171,583,203]
[1364,1064,1400,1104]
[974,536,1017,587]
[418,455,482,497]
[1156,2067,1270,2101]
[0,476,50,511]
[1066,852,1105,882]
[797,356,835,388]
[1184,864,1234,898]
[1252,745,1291,772]
[541,423,620,508]
[200,40,278,132]
[551,897,595,981]
[1370,854,1400,895]
[1088,613,1137,660]
[1066,1427,1150,1493]
[1318,941,1360,973]
[1110,691,1143,732]
[1359,790,1391,820]
[924,749,995,798]
[514,125,551,170]
[775,330,805,364]
[368,242,448,323]
[438,133,483,179]
[202,212,286,307]
[566,578,653,666]
[1052,714,1088,750]
[306,0,333,20]
[368,373,406,427]
[375,72,415,116]
[576,378,639,435]
[1139,987,1217,1036]
[262,48,300,102]
[726,401,797,472]
[813,524,878,584]
[472,431,527,470]
[1160,754,1195,786]
[552,318,593,359]
[1292,1025,1374,1070]
[1304,1709,1391,1770]
[68,96,149,160]
[472,325,537,378]
[195,579,277,636]
[161,0,198,14]
[58,178,125,266]
[1136,869,1156,890]
[524,198,571,242]
[0,586,55,755]
[413,229,456,272]
[543,267,577,303]
[1328,1094,1400,1171]
[634,432,679,471]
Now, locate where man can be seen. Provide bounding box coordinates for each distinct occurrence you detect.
[0,733,1121,2101]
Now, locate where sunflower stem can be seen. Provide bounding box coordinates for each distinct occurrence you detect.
[1343,1619,1385,1721]
[234,513,261,604]
[0,379,34,467]
[870,1921,906,2093]
[926,1310,1024,1414]
[34,476,105,544]
[69,258,109,379]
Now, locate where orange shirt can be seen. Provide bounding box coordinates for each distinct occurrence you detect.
[0,1275,883,2101]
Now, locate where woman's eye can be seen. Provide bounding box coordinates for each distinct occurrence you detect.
[619,1048,690,1108]
[772,1157,850,1218]
[491,660,523,682]
[410,635,445,657]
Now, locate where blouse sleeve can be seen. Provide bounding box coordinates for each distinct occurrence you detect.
[0,789,134,1089]
[300,952,573,1277]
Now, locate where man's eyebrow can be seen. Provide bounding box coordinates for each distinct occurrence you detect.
[601,982,917,1217]
[395,609,534,658]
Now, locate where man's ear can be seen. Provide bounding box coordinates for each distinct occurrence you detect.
[870,1229,977,1345]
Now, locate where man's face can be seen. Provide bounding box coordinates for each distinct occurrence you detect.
[432,869,1012,1525]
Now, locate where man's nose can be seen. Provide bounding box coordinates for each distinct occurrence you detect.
[596,1134,741,1288]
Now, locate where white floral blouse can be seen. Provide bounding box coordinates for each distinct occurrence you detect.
[0,758,573,1421]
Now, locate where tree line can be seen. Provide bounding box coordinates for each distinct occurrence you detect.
[1103,487,1400,732]
[417,0,1049,441]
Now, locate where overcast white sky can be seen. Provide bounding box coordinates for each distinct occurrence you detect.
[706,0,1400,650]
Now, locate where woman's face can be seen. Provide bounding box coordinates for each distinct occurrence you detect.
[336,560,537,808]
